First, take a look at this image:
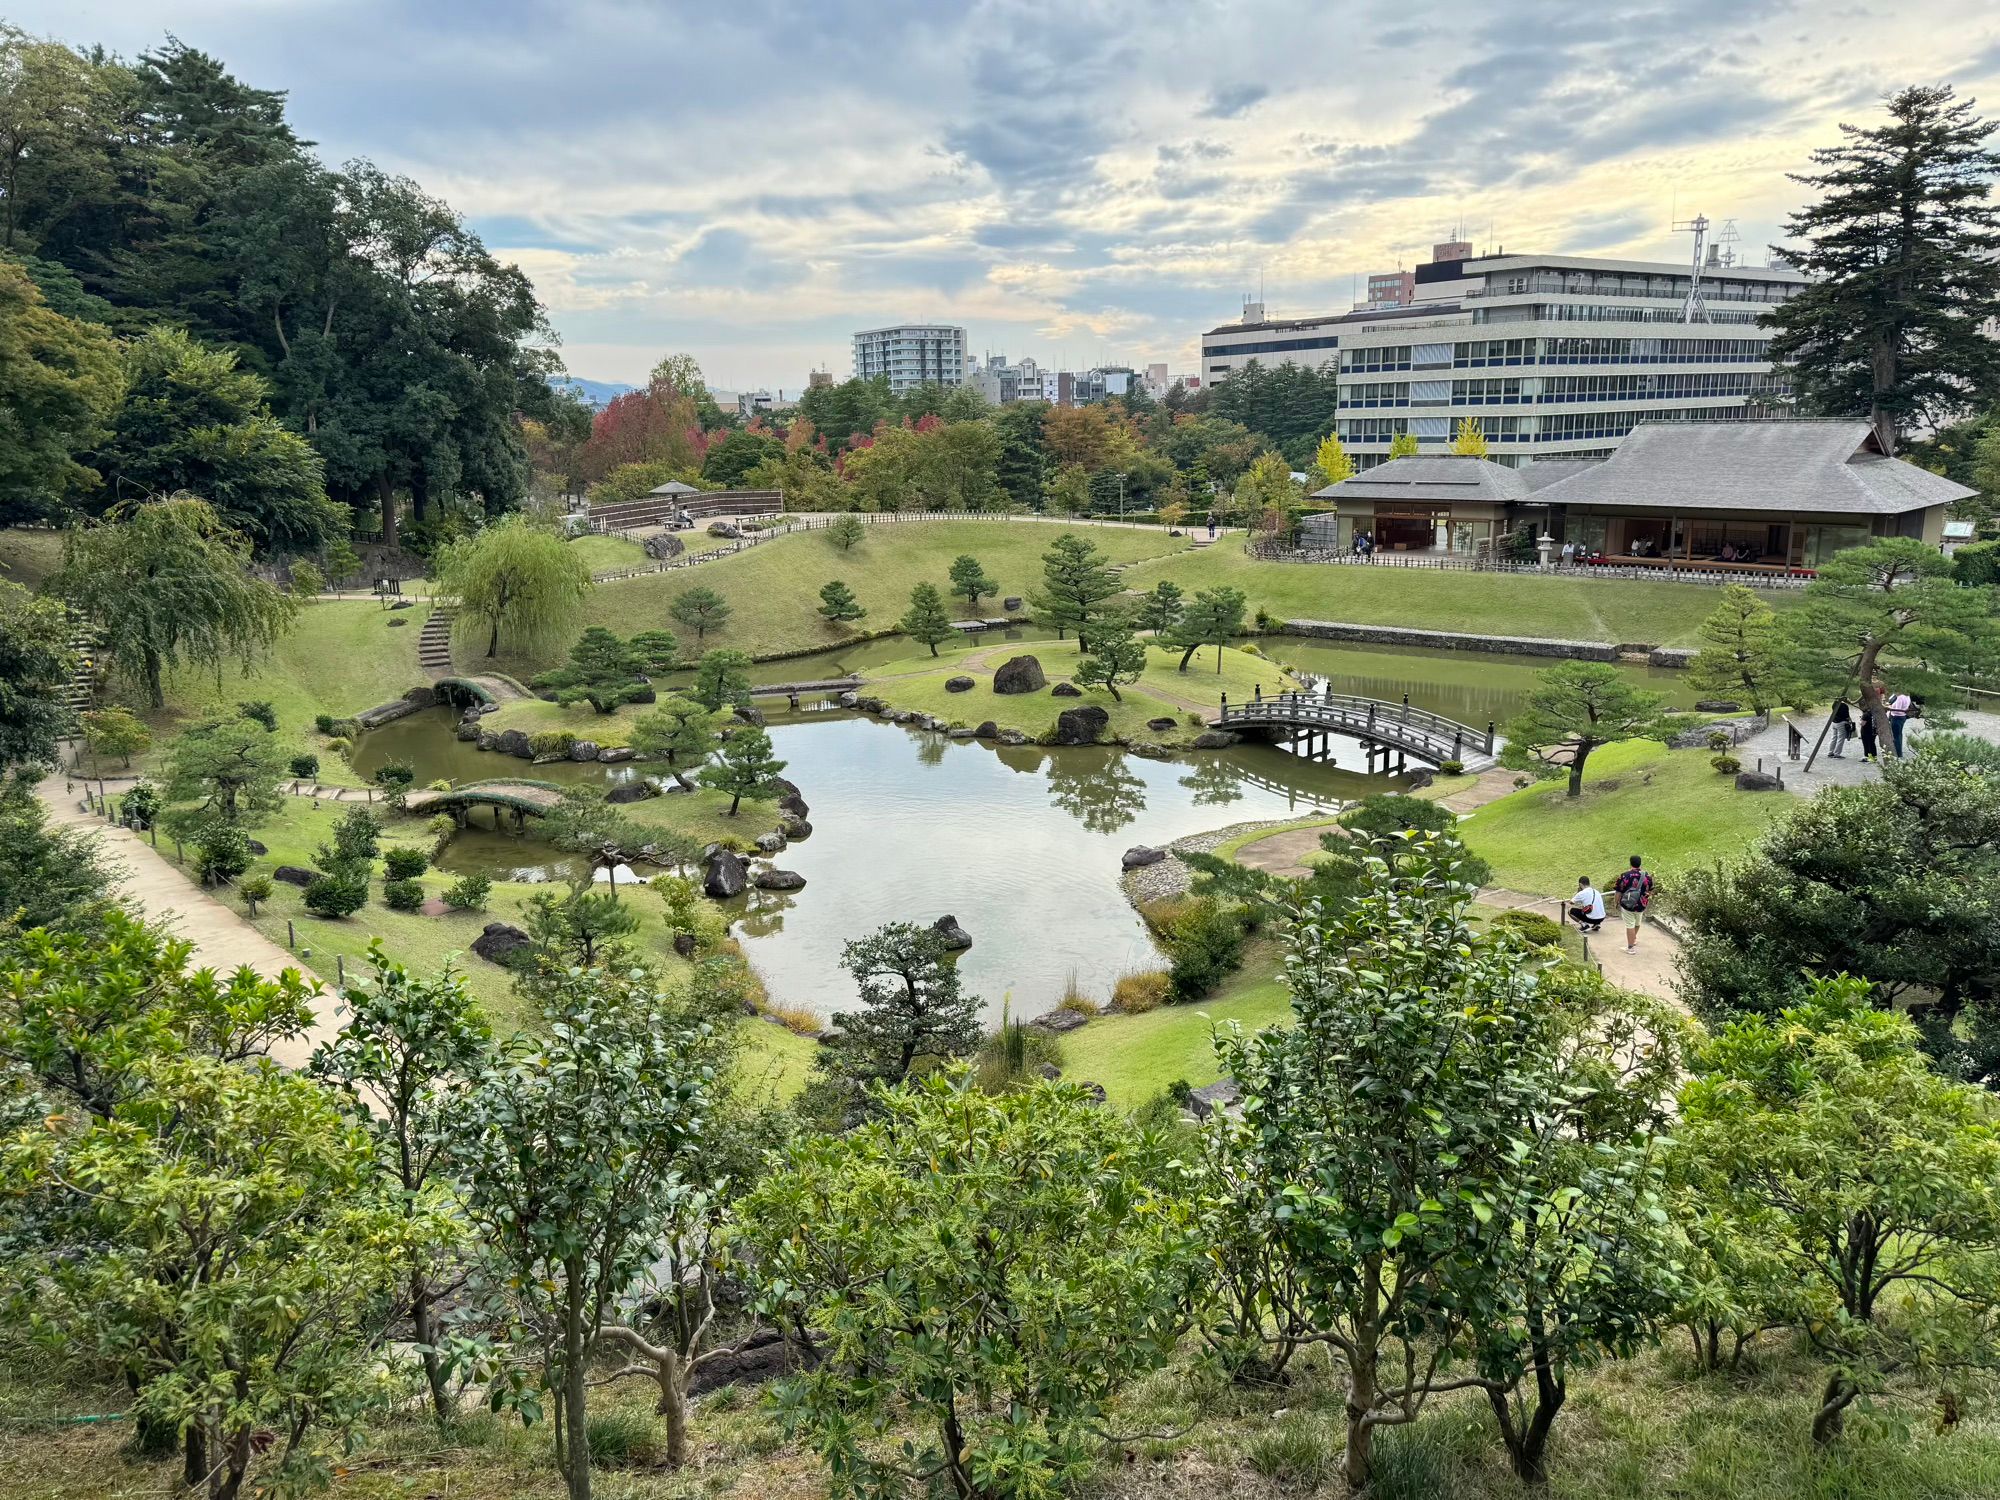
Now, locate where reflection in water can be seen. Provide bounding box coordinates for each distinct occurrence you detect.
[1046,755,1148,835]
[1178,757,1247,808]
[913,731,949,768]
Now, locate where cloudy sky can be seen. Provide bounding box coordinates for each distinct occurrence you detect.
[21,0,2000,391]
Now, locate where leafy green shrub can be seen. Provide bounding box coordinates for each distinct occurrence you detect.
[426,778,452,792]
[1156,896,1247,1001]
[1438,759,1464,776]
[427,813,458,856]
[1952,537,1999,588]
[236,699,278,732]
[313,713,338,736]
[583,1407,665,1468]
[383,846,429,880]
[382,878,425,912]
[1110,968,1171,1014]
[192,820,252,886]
[324,735,352,756]
[443,873,491,912]
[1488,909,1564,948]
[303,871,368,918]
[238,874,274,916]
[1706,730,1733,752]
[122,780,161,829]
[371,760,415,790]
[288,753,320,780]
[528,729,578,759]
[1712,755,1742,775]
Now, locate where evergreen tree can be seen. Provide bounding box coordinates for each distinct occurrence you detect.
[0,583,75,771]
[698,724,787,815]
[817,579,866,624]
[630,694,719,783]
[1134,579,1184,635]
[946,553,997,613]
[1073,611,1149,702]
[897,582,956,656]
[532,627,646,714]
[1501,663,1684,797]
[669,584,732,644]
[1765,85,2000,452]
[811,921,983,1106]
[1028,531,1119,647]
[827,513,867,551]
[0,261,125,525]
[1686,584,1801,713]
[1167,585,1248,672]
[689,649,752,712]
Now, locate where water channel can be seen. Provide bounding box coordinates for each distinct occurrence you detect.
[351,638,1695,1019]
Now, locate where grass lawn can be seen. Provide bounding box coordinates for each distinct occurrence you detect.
[1061,949,1291,1104]
[480,520,1193,677]
[1457,737,1785,898]
[1133,544,1784,647]
[0,526,64,589]
[860,639,1297,747]
[565,532,648,573]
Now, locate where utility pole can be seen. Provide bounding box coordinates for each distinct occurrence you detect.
[1114,472,1127,521]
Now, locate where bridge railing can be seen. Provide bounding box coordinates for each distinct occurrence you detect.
[1218,688,1496,759]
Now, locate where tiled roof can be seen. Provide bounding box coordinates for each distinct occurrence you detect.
[1311,455,1531,504]
[1532,420,1973,516]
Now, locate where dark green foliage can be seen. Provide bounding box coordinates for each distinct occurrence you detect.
[0,584,75,772]
[318,805,382,869]
[288,753,319,780]
[120,781,161,830]
[0,773,114,931]
[1166,585,1248,671]
[442,872,491,912]
[524,880,641,968]
[1029,531,1120,646]
[689,649,752,712]
[992,400,1051,509]
[1317,795,1492,890]
[1955,537,2000,587]
[816,579,865,624]
[191,818,251,886]
[313,713,338,735]
[1157,895,1248,1000]
[302,868,369,918]
[627,629,680,673]
[670,584,732,644]
[383,846,428,880]
[697,725,786,815]
[236,699,278,732]
[1201,358,1340,463]
[946,553,997,612]
[162,712,288,824]
[1488,909,1564,948]
[1500,663,1683,798]
[805,922,984,1121]
[371,760,415,792]
[382,877,424,912]
[532,627,648,714]
[1135,579,1184,634]
[1073,610,1149,702]
[699,428,781,488]
[896,581,955,656]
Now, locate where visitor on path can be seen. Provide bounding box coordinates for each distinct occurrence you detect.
[1828,695,1853,758]
[1859,699,1879,762]
[1560,540,1575,569]
[1887,687,1914,758]
[1611,856,1653,951]
[1204,513,1217,539]
[1569,876,1606,933]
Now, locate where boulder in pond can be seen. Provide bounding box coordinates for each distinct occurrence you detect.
[1694,699,1742,713]
[754,831,787,854]
[948,726,976,739]
[974,721,999,739]
[777,792,809,819]
[992,655,1046,695]
[455,720,481,742]
[703,848,748,899]
[598,745,635,763]
[945,676,975,693]
[837,690,860,709]
[1030,1008,1091,1034]
[1121,845,1166,870]
[274,864,321,888]
[755,868,806,891]
[734,704,766,727]
[996,729,1032,746]
[1146,717,1177,731]
[569,740,599,761]
[496,728,533,759]
[476,728,498,751]
[1190,729,1239,750]
[932,914,973,950]
[780,816,813,840]
[1052,706,1110,745]
[606,781,654,804]
[471,922,533,967]
[1735,770,1785,792]
[1049,681,1081,698]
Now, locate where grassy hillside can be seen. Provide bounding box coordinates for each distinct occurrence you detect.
[0,527,63,589]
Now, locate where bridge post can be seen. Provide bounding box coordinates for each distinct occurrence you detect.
[1220,691,1228,716]
[1453,730,1463,762]
[1367,702,1376,731]
[1402,693,1411,722]
[1486,721,1496,754]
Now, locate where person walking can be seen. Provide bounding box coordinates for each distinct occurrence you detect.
[1569,876,1606,933]
[1204,512,1217,540]
[1560,539,1575,569]
[1859,700,1879,762]
[1887,686,1914,758]
[1828,695,1853,759]
[1611,855,1653,952]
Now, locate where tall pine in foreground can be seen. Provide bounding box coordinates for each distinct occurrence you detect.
[1764,85,2000,453]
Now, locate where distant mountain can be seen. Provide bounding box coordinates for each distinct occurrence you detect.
[551,376,636,410]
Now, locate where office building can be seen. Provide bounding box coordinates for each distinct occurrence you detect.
[851,323,966,394]
[1359,268,1415,310]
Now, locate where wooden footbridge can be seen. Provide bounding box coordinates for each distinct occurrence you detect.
[403,779,568,825]
[1215,688,1498,773]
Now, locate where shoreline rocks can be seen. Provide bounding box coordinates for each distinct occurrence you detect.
[932,914,973,950]
[703,848,748,899]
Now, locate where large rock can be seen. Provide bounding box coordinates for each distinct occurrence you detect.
[1146,717,1178,731]
[734,704,766,728]
[643,532,685,561]
[1052,706,1111,745]
[836,690,860,709]
[780,816,812,840]
[754,830,787,853]
[454,718,481,742]
[496,728,533,759]
[606,781,654,804]
[1049,681,1081,698]
[598,745,635,763]
[476,728,499,752]
[974,721,1000,739]
[777,792,810,819]
[996,729,1032,746]
[932,914,973,950]
[471,922,532,967]
[1029,1007,1091,1034]
[1186,1078,1241,1120]
[1002,596,1024,612]
[945,676,975,693]
[992,655,1046,695]
[1694,698,1742,713]
[755,868,807,891]
[703,848,749,898]
[1190,729,1239,750]
[1735,770,1785,792]
[569,740,600,761]
[273,864,321,888]
[1121,845,1167,870]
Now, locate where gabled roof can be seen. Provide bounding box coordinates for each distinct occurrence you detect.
[1532,420,1975,516]
[646,480,700,496]
[1517,457,1605,493]
[1311,455,1531,505]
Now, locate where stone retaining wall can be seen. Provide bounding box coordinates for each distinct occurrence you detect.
[1281,620,1619,662]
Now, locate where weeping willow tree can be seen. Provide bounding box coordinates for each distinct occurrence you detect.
[52,495,298,709]
[435,515,590,660]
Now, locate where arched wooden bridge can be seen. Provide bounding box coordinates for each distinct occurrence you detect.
[403,779,568,823]
[1215,689,1498,773]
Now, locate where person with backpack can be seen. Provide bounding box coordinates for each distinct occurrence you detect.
[1611,855,1653,951]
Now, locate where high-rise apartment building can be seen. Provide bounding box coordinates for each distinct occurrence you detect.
[851,323,966,394]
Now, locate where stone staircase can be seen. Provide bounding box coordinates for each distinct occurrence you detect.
[62,614,101,712]
[418,607,456,680]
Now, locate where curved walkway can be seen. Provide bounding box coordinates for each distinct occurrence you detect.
[403,780,566,816]
[33,769,337,1066]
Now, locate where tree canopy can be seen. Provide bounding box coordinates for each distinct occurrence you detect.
[435,516,589,660]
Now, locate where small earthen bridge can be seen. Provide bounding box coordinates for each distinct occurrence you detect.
[404,779,568,827]
[1216,689,1499,773]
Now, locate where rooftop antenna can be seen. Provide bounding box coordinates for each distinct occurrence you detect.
[1715,217,1741,269]
[1672,213,1713,323]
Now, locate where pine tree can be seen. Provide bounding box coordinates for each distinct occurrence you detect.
[1686,584,1800,713]
[1765,85,2000,453]
[947,554,997,613]
[897,582,956,656]
[698,724,787,815]
[1074,612,1149,702]
[1029,532,1120,647]
[1167,586,1248,673]
[817,580,866,624]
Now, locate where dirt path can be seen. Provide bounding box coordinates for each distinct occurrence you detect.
[35,770,339,1067]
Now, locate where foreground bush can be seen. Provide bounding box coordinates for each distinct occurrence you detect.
[744,1072,1202,1500]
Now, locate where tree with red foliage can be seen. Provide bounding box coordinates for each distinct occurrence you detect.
[578,380,701,482]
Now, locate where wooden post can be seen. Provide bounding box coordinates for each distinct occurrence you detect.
[287,920,296,950]
[337,954,345,987]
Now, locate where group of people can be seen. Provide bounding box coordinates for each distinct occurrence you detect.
[1568,855,1653,951]
[1827,682,1916,762]
[1350,530,1376,557]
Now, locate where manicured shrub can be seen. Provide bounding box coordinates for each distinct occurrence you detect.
[122,780,161,829]
[289,753,320,779]
[1157,896,1247,1001]
[313,713,338,735]
[1110,968,1171,1014]
[372,760,415,790]
[1706,730,1733,752]
[1438,759,1465,776]
[1489,909,1564,948]
[238,874,274,916]
[1712,755,1742,775]
[383,878,425,912]
[529,729,578,759]
[442,873,491,912]
[192,819,252,886]
[383,846,429,880]
[236,699,278,732]
[325,735,352,756]
[303,871,368,918]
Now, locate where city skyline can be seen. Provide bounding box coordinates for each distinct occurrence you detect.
[15,0,2000,389]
